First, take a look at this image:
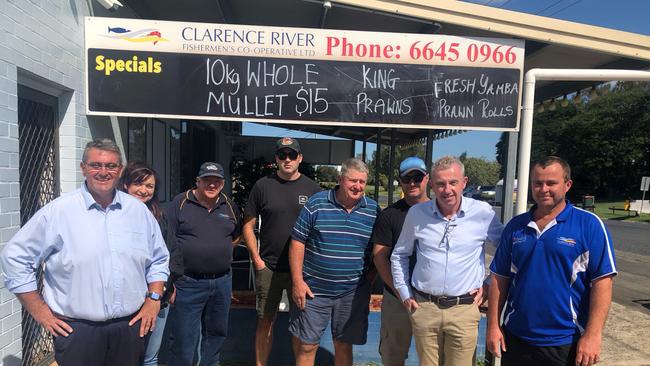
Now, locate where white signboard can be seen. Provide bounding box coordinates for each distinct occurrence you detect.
[641,176,650,191]
[85,17,525,131]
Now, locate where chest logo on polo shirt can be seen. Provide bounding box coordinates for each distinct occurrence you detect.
[298,195,308,205]
[218,213,231,219]
[512,234,527,245]
[557,237,577,247]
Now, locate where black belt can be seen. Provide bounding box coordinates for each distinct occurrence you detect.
[413,288,474,308]
[184,270,230,280]
[55,312,137,325]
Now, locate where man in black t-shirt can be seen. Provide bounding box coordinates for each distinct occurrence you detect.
[243,137,321,366]
[370,157,430,366]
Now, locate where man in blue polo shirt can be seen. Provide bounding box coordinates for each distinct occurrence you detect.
[289,158,380,366]
[488,156,616,366]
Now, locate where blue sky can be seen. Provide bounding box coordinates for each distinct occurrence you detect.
[244,0,650,161]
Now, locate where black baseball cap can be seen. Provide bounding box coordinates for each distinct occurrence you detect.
[276,137,301,153]
[197,162,224,178]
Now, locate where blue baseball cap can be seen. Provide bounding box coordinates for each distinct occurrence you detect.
[399,157,427,177]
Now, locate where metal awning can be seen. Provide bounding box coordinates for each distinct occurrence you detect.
[111,0,650,144]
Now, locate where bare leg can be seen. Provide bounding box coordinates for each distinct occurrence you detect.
[333,340,352,366]
[293,336,318,366]
[255,317,275,366]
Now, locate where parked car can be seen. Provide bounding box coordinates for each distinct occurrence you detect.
[464,186,480,197]
[479,186,496,199]
[470,185,496,202]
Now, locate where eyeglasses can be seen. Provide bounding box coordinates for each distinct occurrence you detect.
[439,221,457,248]
[277,150,299,161]
[400,174,425,184]
[84,162,121,172]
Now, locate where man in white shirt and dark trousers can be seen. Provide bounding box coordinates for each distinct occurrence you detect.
[391,156,503,366]
[1,139,169,366]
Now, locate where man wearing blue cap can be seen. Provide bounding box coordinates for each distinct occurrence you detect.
[370,157,430,366]
[391,156,504,366]
[167,162,242,366]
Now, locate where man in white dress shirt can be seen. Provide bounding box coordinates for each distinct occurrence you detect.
[391,156,503,366]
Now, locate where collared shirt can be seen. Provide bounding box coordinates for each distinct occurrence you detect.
[292,188,380,297]
[490,201,617,346]
[167,190,241,279]
[1,183,169,321]
[391,197,503,300]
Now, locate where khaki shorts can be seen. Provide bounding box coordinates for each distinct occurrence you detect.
[379,289,413,365]
[254,266,292,319]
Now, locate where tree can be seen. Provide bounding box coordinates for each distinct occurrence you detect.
[460,155,501,187]
[497,82,650,199]
[367,143,426,189]
[316,165,339,183]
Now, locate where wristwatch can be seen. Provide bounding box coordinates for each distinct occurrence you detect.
[146,291,162,301]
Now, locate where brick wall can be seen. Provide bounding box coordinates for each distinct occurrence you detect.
[0,0,92,363]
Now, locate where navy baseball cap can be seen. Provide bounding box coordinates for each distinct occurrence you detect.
[399,157,427,177]
[197,162,224,178]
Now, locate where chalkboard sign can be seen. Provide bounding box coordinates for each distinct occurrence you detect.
[85,17,524,131]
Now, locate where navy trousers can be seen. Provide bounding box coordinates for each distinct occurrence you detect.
[53,314,144,366]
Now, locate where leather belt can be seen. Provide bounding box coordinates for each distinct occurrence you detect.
[413,288,474,308]
[184,270,230,280]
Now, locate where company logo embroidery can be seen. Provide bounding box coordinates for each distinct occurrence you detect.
[206,165,218,170]
[281,137,293,146]
[106,26,168,45]
[557,237,577,247]
[218,213,230,219]
[298,195,308,205]
[512,234,527,245]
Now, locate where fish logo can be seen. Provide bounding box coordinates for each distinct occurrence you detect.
[105,26,168,45]
[511,234,527,245]
[557,237,577,247]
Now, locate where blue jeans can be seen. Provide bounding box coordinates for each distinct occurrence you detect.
[143,305,170,366]
[168,273,232,366]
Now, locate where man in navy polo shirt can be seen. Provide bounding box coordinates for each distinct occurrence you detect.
[167,162,242,366]
[488,156,616,366]
[289,158,380,366]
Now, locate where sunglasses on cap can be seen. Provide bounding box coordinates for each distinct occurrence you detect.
[400,173,425,184]
[277,150,299,161]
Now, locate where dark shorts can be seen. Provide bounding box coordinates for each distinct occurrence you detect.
[255,266,292,319]
[502,328,577,366]
[288,281,371,345]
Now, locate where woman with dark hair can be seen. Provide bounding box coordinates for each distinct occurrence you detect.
[118,161,171,366]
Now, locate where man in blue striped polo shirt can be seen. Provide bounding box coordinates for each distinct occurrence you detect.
[289,158,380,366]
